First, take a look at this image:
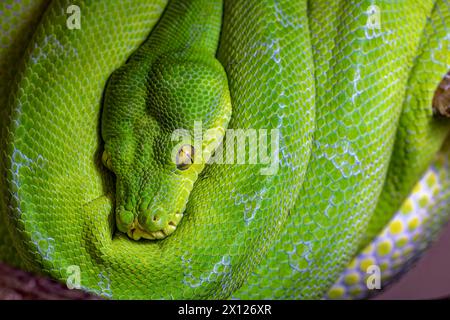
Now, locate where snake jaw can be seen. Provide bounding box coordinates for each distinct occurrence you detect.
[127,212,183,240]
[116,197,184,240]
[113,170,194,241]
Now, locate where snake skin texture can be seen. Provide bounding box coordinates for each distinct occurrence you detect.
[1,0,450,299]
[328,142,450,299]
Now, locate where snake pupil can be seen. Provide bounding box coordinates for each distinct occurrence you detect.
[176,145,195,170]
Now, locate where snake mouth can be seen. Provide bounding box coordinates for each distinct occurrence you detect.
[127,213,183,241]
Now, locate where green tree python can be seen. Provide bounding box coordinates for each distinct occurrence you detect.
[1,0,450,299]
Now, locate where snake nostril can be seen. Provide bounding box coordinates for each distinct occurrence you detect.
[143,208,168,232]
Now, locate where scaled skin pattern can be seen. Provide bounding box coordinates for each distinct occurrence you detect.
[0,0,450,299]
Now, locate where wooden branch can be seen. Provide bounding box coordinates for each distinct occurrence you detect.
[0,263,99,300]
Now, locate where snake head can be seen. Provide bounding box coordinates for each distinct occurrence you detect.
[101,52,231,240]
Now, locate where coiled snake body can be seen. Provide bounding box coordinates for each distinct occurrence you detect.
[1,0,450,299]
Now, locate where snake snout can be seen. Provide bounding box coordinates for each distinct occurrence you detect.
[137,207,183,240]
[123,205,183,241]
[115,201,183,241]
[142,207,169,233]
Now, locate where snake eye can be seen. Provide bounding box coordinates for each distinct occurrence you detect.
[176,145,195,170]
[102,150,113,171]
